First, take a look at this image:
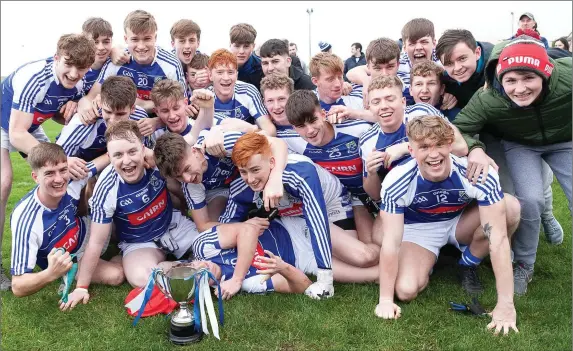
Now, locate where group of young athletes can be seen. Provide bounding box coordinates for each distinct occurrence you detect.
[1,9,571,337]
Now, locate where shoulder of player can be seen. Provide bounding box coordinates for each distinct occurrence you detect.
[404,103,445,122]
[285,154,316,175]
[234,80,260,95]
[11,59,53,90]
[94,164,120,188]
[229,177,251,198]
[451,155,500,192]
[381,157,419,189]
[155,47,182,68]
[12,187,40,217]
[129,105,149,120]
[358,122,381,144]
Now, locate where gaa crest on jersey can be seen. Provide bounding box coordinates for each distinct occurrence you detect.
[234,107,243,118]
[253,193,263,208]
[458,191,470,202]
[150,174,163,192]
[346,141,358,153]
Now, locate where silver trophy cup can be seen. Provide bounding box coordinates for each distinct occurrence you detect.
[155,266,203,345]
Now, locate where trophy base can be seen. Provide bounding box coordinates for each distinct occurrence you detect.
[169,324,203,345]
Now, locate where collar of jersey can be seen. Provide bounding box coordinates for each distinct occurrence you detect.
[33,185,64,212]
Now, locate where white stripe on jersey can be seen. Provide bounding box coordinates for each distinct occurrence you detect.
[282,169,331,268]
[13,60,53,113]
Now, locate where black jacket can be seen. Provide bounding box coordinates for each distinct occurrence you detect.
[238,54,264,91]
[343,53,366,82]
[291,55,303,70]
[289,65,315,91]
[443,41,494,108]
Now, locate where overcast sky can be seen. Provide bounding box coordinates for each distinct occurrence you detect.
[1,1,571,75]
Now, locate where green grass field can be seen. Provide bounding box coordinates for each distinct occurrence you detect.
[1,120,571,351]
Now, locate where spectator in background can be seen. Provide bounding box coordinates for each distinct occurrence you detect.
[282,39,303,70]
[397,38,403,52]
[553,37,570,52]
[344,42,366,82]
[289,42,309,74]
[510,12,549,48]
[319,41,332,53]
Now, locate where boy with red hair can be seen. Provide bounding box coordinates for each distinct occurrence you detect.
[208,49,276,136]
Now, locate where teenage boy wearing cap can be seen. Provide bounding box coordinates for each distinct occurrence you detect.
[453,34,572,295]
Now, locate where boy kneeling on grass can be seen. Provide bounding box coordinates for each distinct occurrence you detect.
[10,143,124,297]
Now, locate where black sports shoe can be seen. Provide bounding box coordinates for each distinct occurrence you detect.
[458,264,484,296]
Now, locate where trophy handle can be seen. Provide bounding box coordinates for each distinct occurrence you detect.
[153,269,172,300]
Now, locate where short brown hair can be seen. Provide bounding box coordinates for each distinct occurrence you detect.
[232,133,271,167]
[407,115,454,144]
[309,52,343,78]
[124,10,157,35]
[105,120,143,144]
[435,29,477,66]
[153,133,189,178]
[150,79,186,106]
[82,17,113,40]
[368,75,403,94]
[170,19,201,41]
[229,23,257,45]
[260,73,294,97]
[28,143,67,171]
[410,61,444,84]
[285,90,320,127]
[208,49,237,70]
[188,53,209,70]
[56,34,96,69]
[402,18,435,42]
[101,76,137,111]
[366,38,401,65]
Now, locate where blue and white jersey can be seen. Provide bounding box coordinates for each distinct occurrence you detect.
[1,58,85,133]
[219,154,352,269]
[182,130,242,210]
[380,155,504,224]
[397,51,442,105]
[194,220,296,293]
[359,103,444,177]
[89,166,173,244]
[82,58,109,94]
[56,105,149,161]
[316,84,364,112]
[278,120,372,197]
[210,81,268,124]
[98,47,186,101]
[10,164,98,275]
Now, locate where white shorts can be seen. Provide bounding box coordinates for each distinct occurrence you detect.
[1,127,50,152]
[205,187,229,203]
[75,216,110,261]
[402,215,463,257]
[118,211,200,259]
[351,194,364,208]
[278,217,318,275]
[326,189,353,223]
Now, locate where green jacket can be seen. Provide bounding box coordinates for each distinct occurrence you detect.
[453,41,572,151]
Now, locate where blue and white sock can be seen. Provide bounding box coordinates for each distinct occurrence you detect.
[458,248,482,267]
